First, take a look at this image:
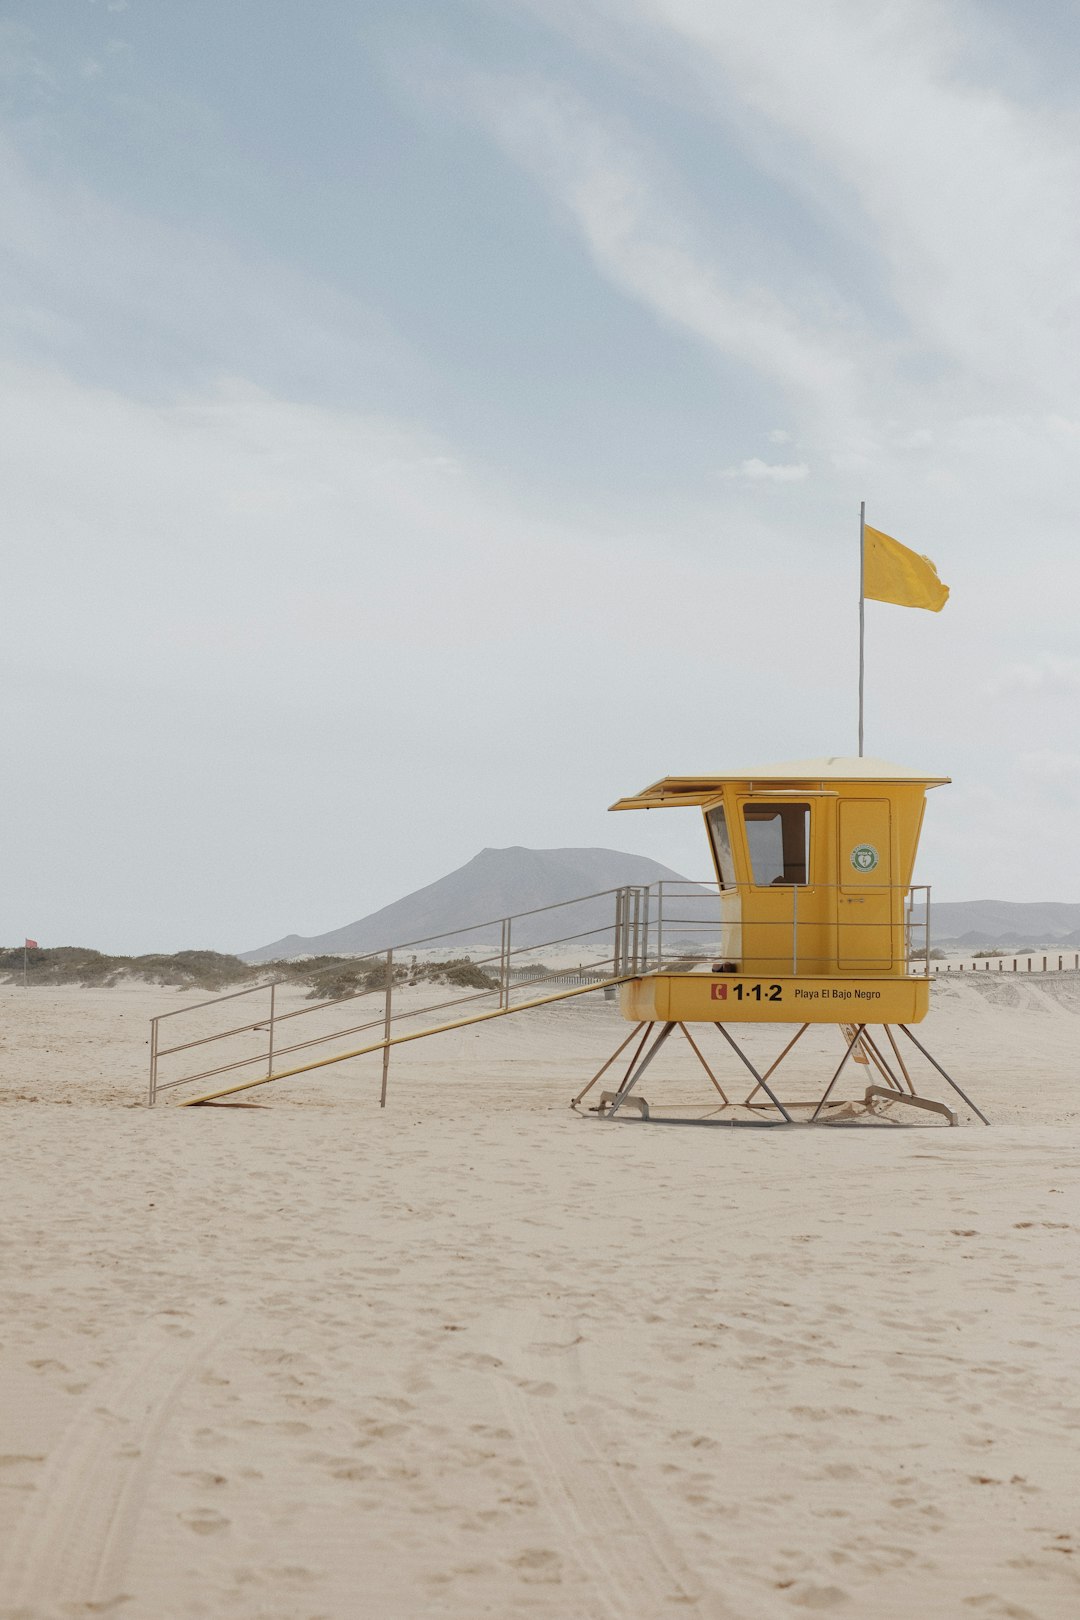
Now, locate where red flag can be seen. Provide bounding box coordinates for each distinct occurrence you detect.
[24,938,38,950]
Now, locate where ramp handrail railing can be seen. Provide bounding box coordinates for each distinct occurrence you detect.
[149,883,657,1105]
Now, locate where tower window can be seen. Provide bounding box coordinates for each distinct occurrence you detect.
[743,803,810,885]
[705,804,737,889]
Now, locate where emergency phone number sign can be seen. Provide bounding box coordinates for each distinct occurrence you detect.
[709,980,884,1005]
[711,982,782,1002]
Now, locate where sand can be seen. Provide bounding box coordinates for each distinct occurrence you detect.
[2,978,1079,1619]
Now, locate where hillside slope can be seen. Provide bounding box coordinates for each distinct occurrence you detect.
[928,900,1080,946]
[242,846,704,962]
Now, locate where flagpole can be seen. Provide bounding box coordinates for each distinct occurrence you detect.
[858,499,865,758]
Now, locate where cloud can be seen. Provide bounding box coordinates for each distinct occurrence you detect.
[470,8,1080,561]
[720,457,809,483]
[448,37,1080,568]
[533,0,1080,412]
[466,75,866,424]
[0,19,57,92]
[0,140,420,407]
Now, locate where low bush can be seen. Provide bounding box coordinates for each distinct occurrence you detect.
[0,946,256,991]
[0,945,498,998]
[428,958,497,990]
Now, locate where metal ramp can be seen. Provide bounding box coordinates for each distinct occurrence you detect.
[173,974,637,1106]
[149,881,720,1108]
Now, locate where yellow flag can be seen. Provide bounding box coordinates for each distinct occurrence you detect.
[864,525,949,612]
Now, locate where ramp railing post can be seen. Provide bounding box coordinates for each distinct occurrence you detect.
[266,979,277,1077]
[149,1017,158,1107]
[380,949,393,1107]
[656,881,664,971]
[905,885,931,976]
[923,885,931,976]
[613,888,625,976]
[503,917,512,1008]
[621,886,634,973]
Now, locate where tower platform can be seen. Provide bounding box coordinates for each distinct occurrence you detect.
[620,972,929,1024]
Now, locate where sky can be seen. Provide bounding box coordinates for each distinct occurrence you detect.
[3,0,1080,953]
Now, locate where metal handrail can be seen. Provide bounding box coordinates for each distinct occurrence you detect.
[151,957,634,1095]
[153,919,637,1062]
[151,979,279,1023]
[149,884,652,1105]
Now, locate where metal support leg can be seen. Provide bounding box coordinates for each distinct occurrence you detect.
[898,1025,990,1125]
[883,1024,917,1095]
[605,1022,675,1117]
[809,1024,866,1122]
[714,1024,793,1122]
[572,1022,647,1107]
[614,1023,654,1096]
[744,1023,810,1106]
[677,1024,730,1104]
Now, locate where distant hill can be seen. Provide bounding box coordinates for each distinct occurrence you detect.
[928,900,1080,947]
[242,846,707,963]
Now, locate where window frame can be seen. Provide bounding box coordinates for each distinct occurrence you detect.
[704,799,738,890]
[740,798,812,888]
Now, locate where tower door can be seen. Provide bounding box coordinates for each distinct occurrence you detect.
[837,799,893,969]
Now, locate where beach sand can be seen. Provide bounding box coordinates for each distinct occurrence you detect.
[2,978,1079,1618]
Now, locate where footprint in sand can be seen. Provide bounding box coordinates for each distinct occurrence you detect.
[178,1507,230,1535]
[509,1547,562,1584]
[787,1583,851,1608]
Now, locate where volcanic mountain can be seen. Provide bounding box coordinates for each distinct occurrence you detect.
[241,845,705,962]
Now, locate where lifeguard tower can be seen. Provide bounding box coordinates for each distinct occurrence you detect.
[155,753,984,1127]
[575,756,987,1126]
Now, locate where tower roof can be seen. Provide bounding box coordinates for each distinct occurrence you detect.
[610,757,950,811]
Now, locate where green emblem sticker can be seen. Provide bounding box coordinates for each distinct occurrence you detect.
[850,843,879,873]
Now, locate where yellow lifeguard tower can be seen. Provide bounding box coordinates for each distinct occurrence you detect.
[575,756,987,1126]
[159,753,984,1127]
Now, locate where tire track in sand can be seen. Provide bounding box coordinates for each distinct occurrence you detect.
[487,1310,741,1620]
[1,1308,235,1616]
